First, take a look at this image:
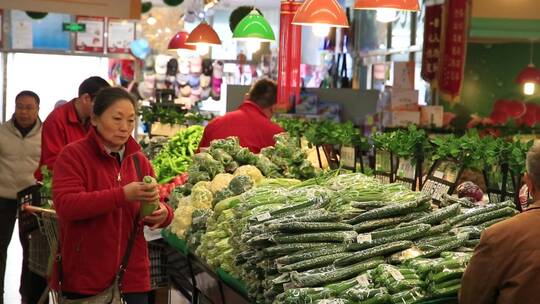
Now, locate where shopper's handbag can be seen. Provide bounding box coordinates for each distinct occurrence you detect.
[58,155,144,304]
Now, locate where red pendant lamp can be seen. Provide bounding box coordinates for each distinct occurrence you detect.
[185,21,222,46]
[292,0,349,28]
[167,31,196,50]
[516,42,540,96]
[354,0,420,11]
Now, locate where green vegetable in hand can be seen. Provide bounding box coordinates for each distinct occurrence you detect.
[140,176,159,217]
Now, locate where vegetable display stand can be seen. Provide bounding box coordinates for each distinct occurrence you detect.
[374,149,397,184]
[395,157,423,191]
[421,159,464,204]
[483,163,510,204]
[162,229,251,304]
[316,144,340,170]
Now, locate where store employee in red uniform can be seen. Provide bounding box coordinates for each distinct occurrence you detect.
[198,78,284,153]
[35,76,110,180]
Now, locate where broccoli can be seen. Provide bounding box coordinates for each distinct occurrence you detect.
[187,170,211,185]
[224,161,239,173]
[235,147,259,165]
[228,175,255,195]
[213,188,234,205]
[209,137,241,156]
[193,152,224,178]
[255,155,282,177]
[209,148,234,165]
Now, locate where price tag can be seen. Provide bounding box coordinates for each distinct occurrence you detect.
[357,234,372,243]
[356,274,370,287]
[386,266,405,281]
[434,171,444,179]
[257,212,272,222]
[340,146,356,168]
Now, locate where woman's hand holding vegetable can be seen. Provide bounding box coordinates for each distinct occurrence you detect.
[123,181,159,202]
[143,203,168,229]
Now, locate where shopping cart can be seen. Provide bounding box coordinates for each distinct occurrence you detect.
[23,205,60,304]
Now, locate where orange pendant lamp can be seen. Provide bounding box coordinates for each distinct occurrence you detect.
[168,31,196,51]
[354,0,420,11]
[185,21,222,46]
[292,0,349,28]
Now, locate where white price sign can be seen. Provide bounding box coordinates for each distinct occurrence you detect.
[340,146,356,169]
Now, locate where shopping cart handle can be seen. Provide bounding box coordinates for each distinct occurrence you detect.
[22,204,56,214]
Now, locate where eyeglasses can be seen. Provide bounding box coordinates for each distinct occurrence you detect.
[15,104,37,111]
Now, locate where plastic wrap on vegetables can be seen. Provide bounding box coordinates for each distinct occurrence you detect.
[193,152,225,178]
[209,173,234,193]
[229,174,255,195]
[191,183,214,209]
[209,137,242,156]
[234,165,264,184]
[235,147,259,165]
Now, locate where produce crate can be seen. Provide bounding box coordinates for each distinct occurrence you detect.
[148,239,169,290]
[421,159,464,204]
[216,268,248,298]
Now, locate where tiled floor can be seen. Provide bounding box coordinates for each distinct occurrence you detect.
[4,221,22,304]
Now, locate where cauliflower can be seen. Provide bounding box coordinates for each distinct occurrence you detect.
[193,181,211,191]
[209,173,234,193]
[191,186,214,209]
[234,165,264,184]
[170,204,195,237]
[228,175,254,195]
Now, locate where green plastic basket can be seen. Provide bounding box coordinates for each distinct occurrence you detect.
[216,268,248,297]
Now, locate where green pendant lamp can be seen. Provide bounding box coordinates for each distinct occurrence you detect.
[232,9,275,42]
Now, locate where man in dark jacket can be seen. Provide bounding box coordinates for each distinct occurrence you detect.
[460,141,540,304]
[198,78,284,153]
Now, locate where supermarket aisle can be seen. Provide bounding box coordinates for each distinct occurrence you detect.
[4,220,22,304]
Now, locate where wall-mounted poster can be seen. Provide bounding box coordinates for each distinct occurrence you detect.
[12,19,33,49]
[107,19,135,53]
[76,16,104,52]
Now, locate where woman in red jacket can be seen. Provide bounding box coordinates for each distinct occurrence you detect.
[52,87,173,303]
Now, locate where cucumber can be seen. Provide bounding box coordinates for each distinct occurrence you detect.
[347,196,431,225]
[445,201,515,226]
[450,226,482,239]
[345,287,388,301]
[479,216,511,229]
[266,211,343,225]
[278,252,355,273]
[335,241,413,267]
[432,268,465,284]
[402,204,460,226]
[140,176,159,217]
[353,212,427,232]
[347,225,430,251]
[424,223,452,237]
[455,207,518,227]
[431,284,461,297]
[267,221,354,233]
[325,277,363,295]
[387,279,424,294]
[416,234,455,247]
[272,231,358,244]
[441,193,476,208]
[431,278,462,290]
[420,236,468,258]
[276,245,347,265]
[357,293,391,304]
[263,243,333,257]
[370,224,430,240]
[390,287,424,304]
[292,258,384,287]
[351,201,391,210]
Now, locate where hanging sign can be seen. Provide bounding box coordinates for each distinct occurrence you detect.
[107,19,135,53]
[76,16,105,52]
[421,4,443,85]
[438,0,471,102]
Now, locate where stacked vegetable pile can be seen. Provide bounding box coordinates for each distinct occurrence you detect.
[151,125,204,184]
[181,171,519,304]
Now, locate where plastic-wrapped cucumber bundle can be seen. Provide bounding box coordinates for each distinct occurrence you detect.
[372,264,425,294]
[273,287,334,304]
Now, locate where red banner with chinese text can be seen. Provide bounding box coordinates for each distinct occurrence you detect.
[421,4,443,86]
[438,0,470,102]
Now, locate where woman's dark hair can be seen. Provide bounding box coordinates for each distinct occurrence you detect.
[15,90,40,105]
[93,87,137,116]
[248,78,277,109]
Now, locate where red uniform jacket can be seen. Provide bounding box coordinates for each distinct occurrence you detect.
[51,127,173,295]
[35,100,88,180]
[198,101,284,153]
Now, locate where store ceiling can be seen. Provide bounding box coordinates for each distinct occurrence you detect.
[148,0,279,9]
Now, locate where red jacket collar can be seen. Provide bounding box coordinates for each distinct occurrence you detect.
[66,99,81,124]
[86,126,141,158]
[239,100,270,118]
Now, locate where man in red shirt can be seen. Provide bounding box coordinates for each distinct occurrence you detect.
[198,78,284,153]
[35,76,110,180]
